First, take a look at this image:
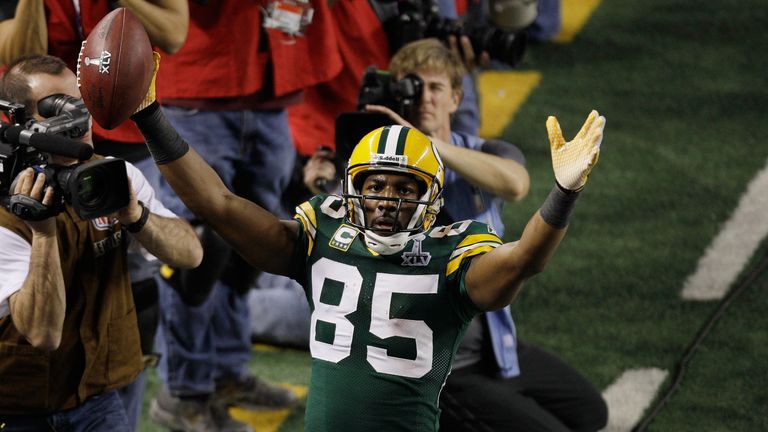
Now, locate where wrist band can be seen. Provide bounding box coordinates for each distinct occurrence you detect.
[131,102,189,164]
[539,184,580,229]
[125,201,150,233]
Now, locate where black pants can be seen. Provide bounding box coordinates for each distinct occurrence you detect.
[439,341,608,432]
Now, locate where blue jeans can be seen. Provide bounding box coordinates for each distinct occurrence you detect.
[141,107,296,218]
[0,390,129,431]
[117,370,147,432]
[248,273,311,348]
[149,107,296,395]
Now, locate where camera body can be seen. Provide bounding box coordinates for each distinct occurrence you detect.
[0,97,129,221]
[381,0,528,67]
[6,159,129,221]
[28,94,91,139]
[357,66,424,119]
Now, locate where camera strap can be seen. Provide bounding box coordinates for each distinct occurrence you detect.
[8,194,57,221]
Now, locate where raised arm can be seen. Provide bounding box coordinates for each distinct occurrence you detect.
[6,169,66,351]
[465,110,606,310]
[131,102,300,276]
[117,0,189,54]
[0,0,47,64]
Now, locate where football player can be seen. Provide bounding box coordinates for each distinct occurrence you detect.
[132,99,605,430]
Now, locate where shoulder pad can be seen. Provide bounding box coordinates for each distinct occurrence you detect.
[293,194,346,241]
[428,220,502,276]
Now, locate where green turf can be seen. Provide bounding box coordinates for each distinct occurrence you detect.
[643,240,768,431]
[137,0,768,430]
[502,0,768,427]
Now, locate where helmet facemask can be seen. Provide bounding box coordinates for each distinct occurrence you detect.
[342,125,445,255]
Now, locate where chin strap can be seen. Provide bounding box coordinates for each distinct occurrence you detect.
[363,230,414,255]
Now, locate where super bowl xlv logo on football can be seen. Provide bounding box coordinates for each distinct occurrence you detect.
[84,50,112,74]
[402,237,431,266]
[329,224,360,252]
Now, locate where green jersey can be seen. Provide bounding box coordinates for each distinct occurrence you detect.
[291,195,503,431]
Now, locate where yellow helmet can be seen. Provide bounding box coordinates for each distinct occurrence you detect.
[343,125,444,254]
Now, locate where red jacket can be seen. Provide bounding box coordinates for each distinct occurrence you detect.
[157,0,341,103]
[287,0,390,156]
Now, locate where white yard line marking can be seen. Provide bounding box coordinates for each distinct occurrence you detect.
[602,368,668,432]
[681,160,768,300]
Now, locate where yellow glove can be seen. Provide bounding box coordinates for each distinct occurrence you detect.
[134,51,161,114]
[547,110,606,192]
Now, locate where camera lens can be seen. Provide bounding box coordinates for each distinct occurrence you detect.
[76,172,106,207]
[68,159,130,219]
[467,26,528,67]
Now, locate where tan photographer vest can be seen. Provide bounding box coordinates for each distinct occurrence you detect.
[0,204,142,414]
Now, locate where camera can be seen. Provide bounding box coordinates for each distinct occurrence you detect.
[357,67,423,119]
[379,0,528,67]
[0,96,129,221]
[28,94,91,138]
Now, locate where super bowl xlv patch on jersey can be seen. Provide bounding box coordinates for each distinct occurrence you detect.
[291,194,503,432]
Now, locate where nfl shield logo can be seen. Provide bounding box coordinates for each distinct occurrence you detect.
[401,237,431,266]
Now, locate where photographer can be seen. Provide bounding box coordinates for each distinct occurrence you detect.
[0,54,202,431]
[0,3,190,430]
[344,39,607,431]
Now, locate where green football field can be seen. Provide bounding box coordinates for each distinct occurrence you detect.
[139,0,768,430]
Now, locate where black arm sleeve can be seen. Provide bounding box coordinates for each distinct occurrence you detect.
[131,102,189,165]
[539,184,580,228]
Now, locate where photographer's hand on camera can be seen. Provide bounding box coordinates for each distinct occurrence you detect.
[12,168,57,234]
[114,177,145,228]
[447,35,490,72]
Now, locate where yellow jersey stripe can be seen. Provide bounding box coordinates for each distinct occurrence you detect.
[295,207,317,237]
[298,202,317,229]
[456,233,502,249]
[450,241,502,260]
[292,214,315,256]
[446,244,496,276]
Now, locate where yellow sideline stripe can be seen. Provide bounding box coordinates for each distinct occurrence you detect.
[553,0,603,43]
[478,71,542,139]
[159,264,174,279]
[229,384,309,432]
[252,343,284,352]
